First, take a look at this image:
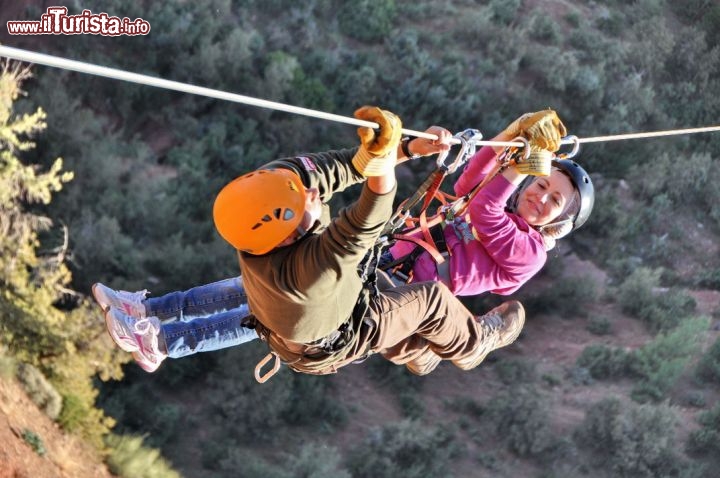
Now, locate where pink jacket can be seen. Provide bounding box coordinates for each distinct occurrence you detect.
[389,146,547,296]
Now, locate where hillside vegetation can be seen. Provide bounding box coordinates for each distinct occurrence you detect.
[1,0,719,477]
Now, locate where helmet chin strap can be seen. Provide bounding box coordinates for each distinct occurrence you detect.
[536,217,574,233]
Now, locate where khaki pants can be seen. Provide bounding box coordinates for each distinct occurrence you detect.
[299,280,484,375]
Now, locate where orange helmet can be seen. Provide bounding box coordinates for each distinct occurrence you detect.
[213,169,306,255]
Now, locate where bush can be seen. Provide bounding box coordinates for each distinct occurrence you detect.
[696,337,720,384]
[586,315,612,335]
[337,0,396,42]
[576,345,630,380]
[16,362,62,420]
[575,398,687,477]
[21,429,46,457]
[486,386,555,457]
[105,434,181,478]
[687,402,720,454]
[348,419,459,478]
[524,276,598,318]
[494,358,537,385]
[628,317,709,402]
[615,267,696,331]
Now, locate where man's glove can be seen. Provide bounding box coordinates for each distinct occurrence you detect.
[502,109,567,152]
[352,106,403,177]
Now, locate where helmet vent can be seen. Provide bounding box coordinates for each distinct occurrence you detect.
[282,209,295,221]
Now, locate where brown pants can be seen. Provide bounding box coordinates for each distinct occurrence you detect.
[301,279,484,375]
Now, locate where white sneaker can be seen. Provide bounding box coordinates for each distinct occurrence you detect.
[104,308,167,373]
[92,283,148,317]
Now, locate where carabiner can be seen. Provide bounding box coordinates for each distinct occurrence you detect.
[254,352,282,383]
[556,135,581,159]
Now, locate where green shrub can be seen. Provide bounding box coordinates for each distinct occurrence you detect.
[0,354,15,379]
[575,398,686,477]
[696,337,720,384]
[628,317,709,402]
[524,276,598,318]
[105,434,180,478]
[21,429,46,456]
[529,13,562,43]
[576,345,630,380]
[489,0,521,25]
[687,402,720,454]
[486,386,554,457]
[586,315,612,335]
[494,358,537,385]
[615,268,696,331]
[337,0,396,42]
[16,362,62,420]
[348,419,459,478]
[57,393,86,432]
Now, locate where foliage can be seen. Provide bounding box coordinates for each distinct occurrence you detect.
[15,362,62,420]
[348,419,459,478]
[21,428,46,456]
[337,0,396,42]
[523,276,598,318]
[576,344,630,380]
[485,386,555,457]
[614,267,696,331]
[105,434,181,478]
[494,358,537,385]
[575,398,692,478]
[627,317,709,402]
[0,64,123,450]
[686,402,720,455]
[586,315,612,335]
[366,354,426,417]
[695,336,720,385]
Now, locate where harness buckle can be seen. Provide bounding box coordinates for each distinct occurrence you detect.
[254,352,282,383]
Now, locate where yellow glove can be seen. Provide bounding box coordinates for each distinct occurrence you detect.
[352,106,403,177]
[503,109,567,152]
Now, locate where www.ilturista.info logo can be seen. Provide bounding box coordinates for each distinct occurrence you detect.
[7,6,150,36]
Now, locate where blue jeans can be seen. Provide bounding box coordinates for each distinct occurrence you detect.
[144,277,259,359]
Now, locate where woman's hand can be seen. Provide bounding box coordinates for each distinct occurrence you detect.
[397,126,452,163]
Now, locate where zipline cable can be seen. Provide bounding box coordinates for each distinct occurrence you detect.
[1,45,719,148]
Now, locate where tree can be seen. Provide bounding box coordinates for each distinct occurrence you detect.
[0,62,124,448]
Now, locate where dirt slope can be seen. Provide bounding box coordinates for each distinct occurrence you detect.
[0,377,113,478]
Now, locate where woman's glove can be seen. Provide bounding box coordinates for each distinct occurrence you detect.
[352,106,403,177]
[502,109,567,152]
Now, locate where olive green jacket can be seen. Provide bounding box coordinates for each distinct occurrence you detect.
[238,148,396,344]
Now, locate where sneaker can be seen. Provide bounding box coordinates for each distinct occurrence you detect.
[453,301,525,371]
[92,283,147,317]
[406,348,442,376]
[104,308,167,373]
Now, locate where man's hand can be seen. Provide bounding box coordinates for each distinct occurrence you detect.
[352,106,403,176]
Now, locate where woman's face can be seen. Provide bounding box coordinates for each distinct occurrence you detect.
[516,170,575,226]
